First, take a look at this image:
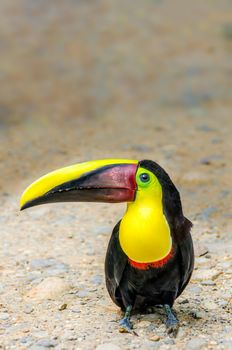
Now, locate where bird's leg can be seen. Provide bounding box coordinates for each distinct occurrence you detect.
[119,305,133,333]
[164,304,179,336]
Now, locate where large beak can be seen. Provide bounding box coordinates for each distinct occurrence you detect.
[20,159,138,210]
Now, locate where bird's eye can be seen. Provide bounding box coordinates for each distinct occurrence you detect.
[139,173,150,183]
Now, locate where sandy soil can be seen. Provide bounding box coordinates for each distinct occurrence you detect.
[0,0,232,349]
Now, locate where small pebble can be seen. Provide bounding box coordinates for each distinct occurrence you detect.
[24,304,34,314]
[26,277,71,300]
[195,257,210,265]
[46,268,66,276]
[217,300,228,307]
[61,331,78,341]
[20,336,33,344]
[188,285,202,294]
[0,312,10,320]
[149,334,160,342]
[76,290,89,298]
[200,280,216,286]
[36,338,57,347]
[32,331,49,338]
[58,303,67,311]
[70,306,81,313]
[164,338,175,345]
[191,310,206,319]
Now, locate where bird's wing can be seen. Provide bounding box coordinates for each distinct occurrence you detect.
[176,218,194,296]
[105,221,128,308]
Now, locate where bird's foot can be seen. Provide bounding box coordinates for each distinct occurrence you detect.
[164,304,179,337]
[119,317,133,333]
[166,317,179,337]
[118,305,138,335]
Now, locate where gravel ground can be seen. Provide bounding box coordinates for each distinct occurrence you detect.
[0,1,232,349]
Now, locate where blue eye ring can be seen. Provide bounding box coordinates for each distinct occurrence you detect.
[139,173,150,183]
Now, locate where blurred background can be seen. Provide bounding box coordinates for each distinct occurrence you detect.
[0,0,232,348]
[0,0,231,208]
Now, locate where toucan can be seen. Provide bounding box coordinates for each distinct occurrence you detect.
[20,159,194,335]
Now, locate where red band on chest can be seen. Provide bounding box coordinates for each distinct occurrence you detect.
[128,248,174,270]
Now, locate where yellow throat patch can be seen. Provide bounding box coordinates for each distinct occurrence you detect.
[119,167,172,263]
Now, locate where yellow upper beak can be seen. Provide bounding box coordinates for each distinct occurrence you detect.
[20,158,138,210]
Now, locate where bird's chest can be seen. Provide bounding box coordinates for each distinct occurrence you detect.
[119,203,172,264]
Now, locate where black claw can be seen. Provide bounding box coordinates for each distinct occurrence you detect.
[166,319,179,337]
[119,305,138,335]
[119,317,133,333]
[119,305,133,333]
[164,304,179,337]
